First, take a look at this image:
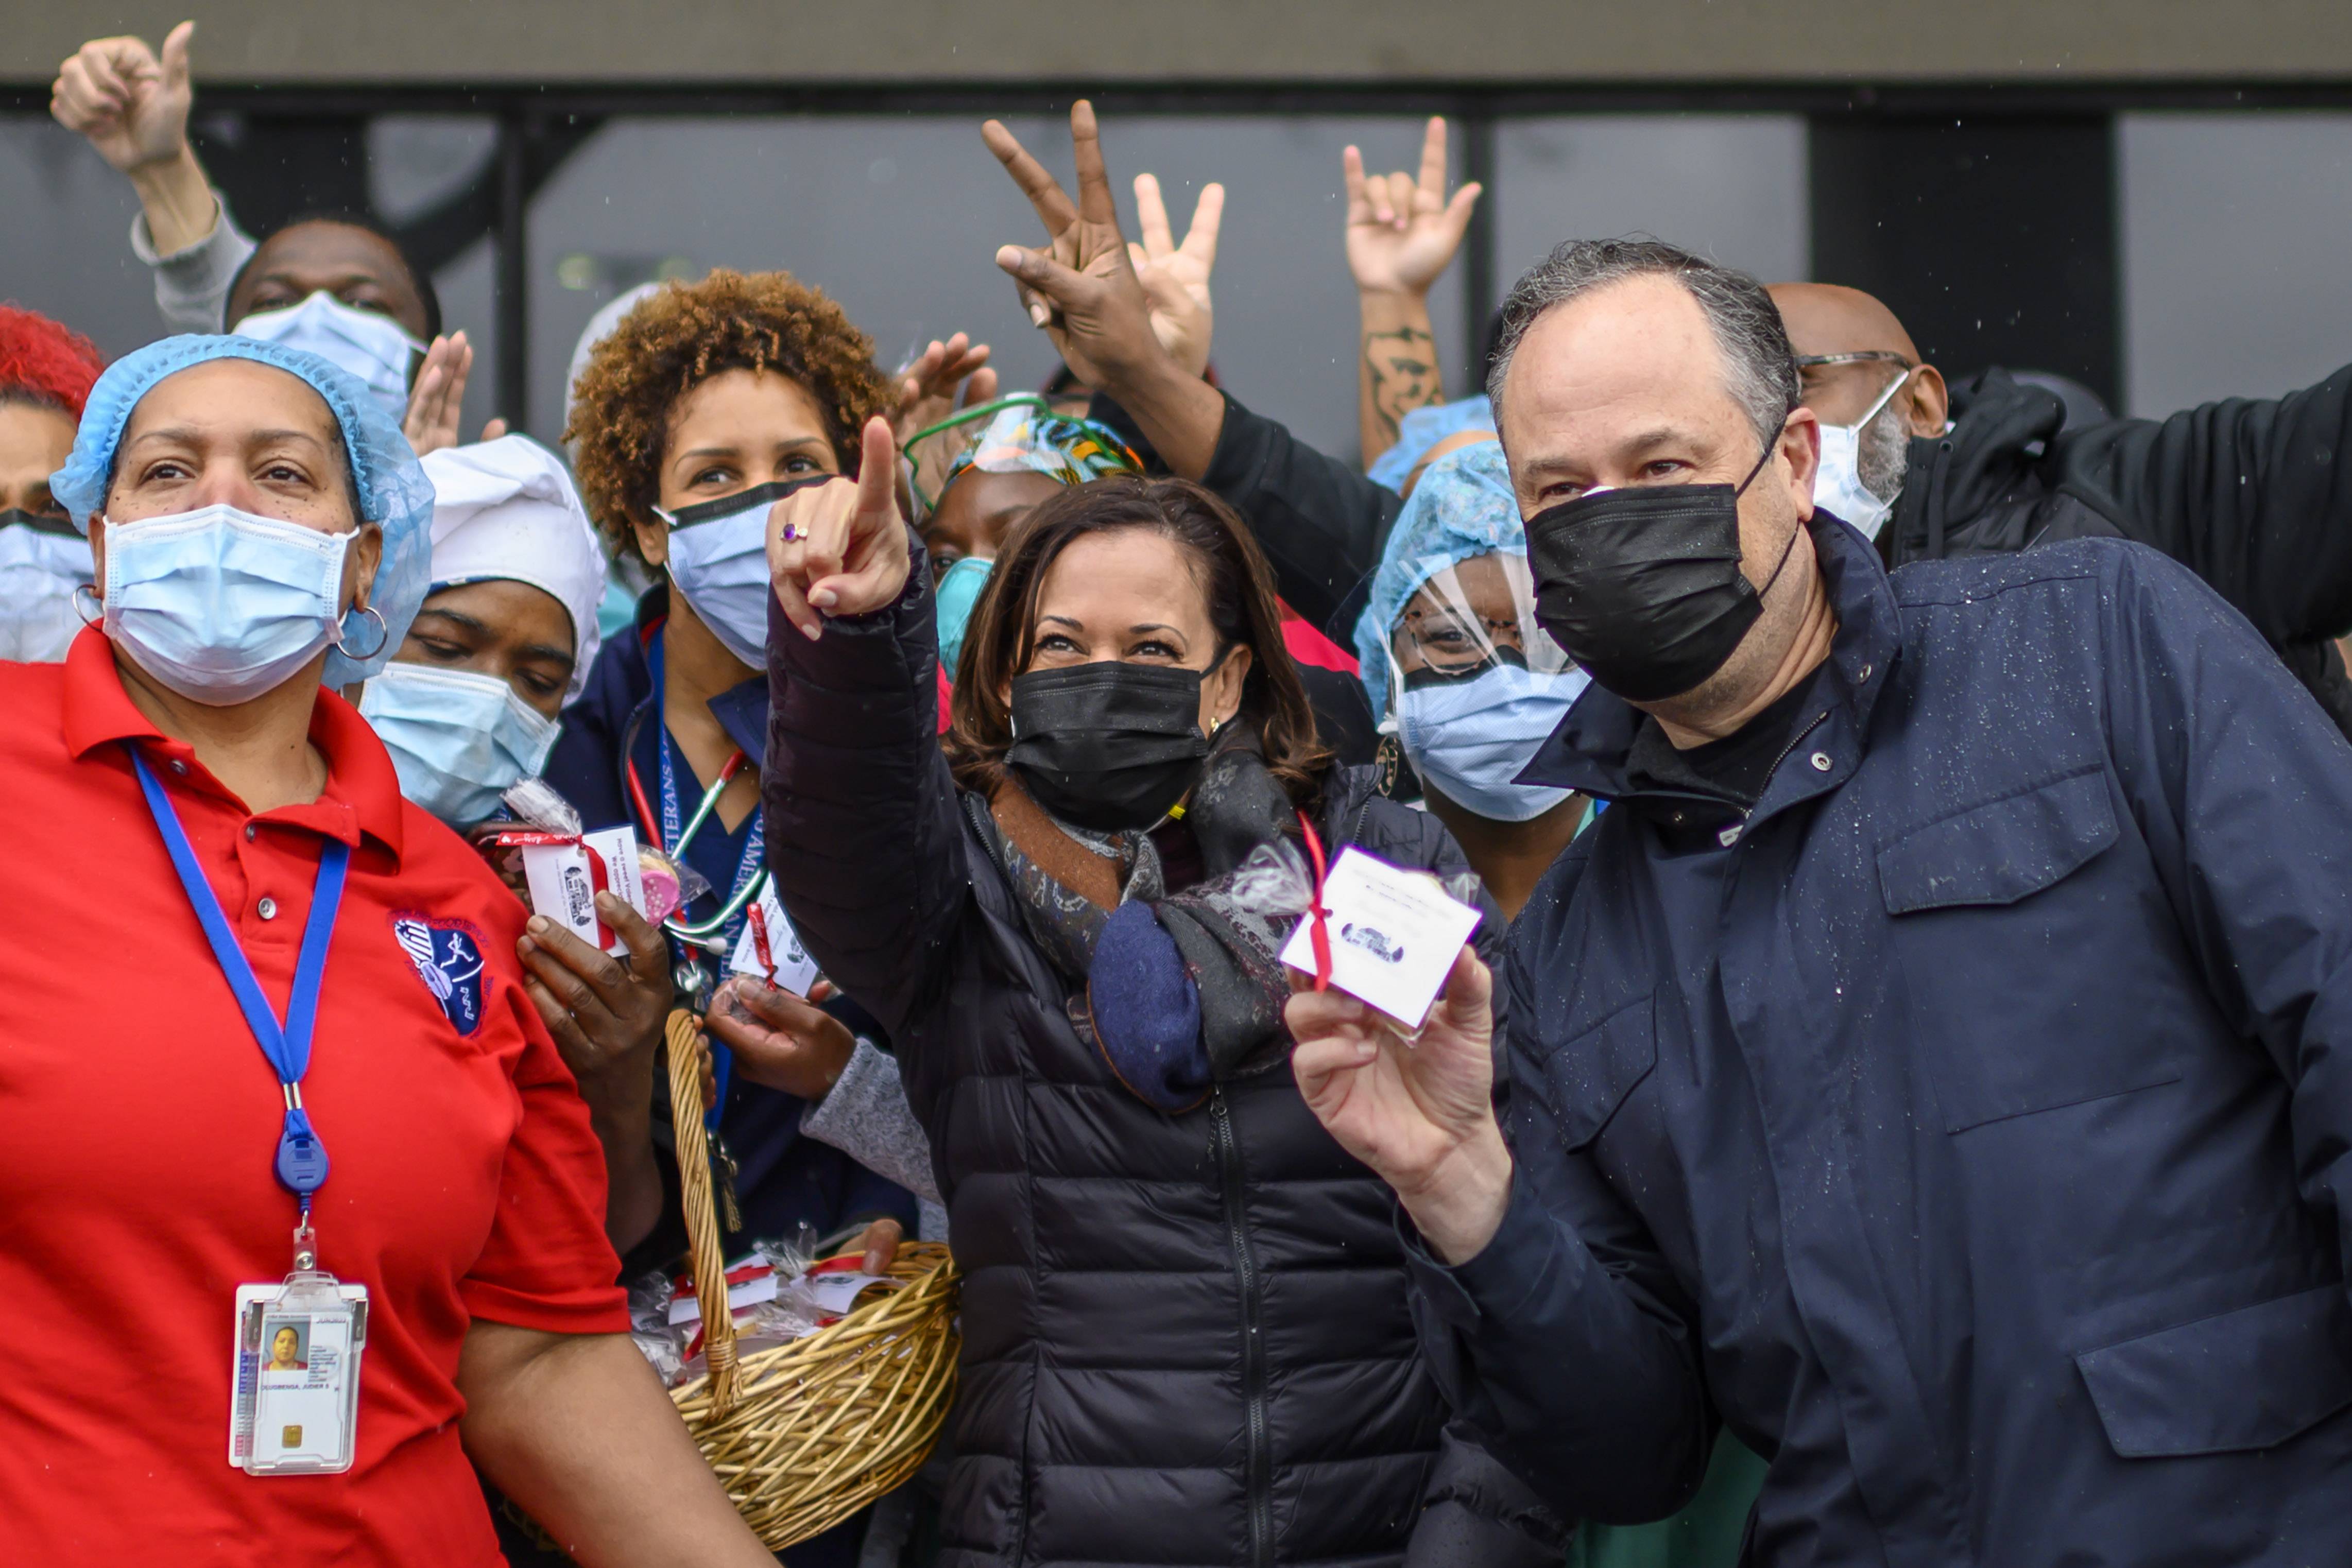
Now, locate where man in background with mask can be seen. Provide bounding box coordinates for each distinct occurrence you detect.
[1775,279,2352,733]
[1285,237,2352,1566]
[51,22,503,455]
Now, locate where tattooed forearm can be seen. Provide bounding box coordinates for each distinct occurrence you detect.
[1366,326,1441,440]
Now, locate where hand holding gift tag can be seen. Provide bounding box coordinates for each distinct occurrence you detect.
[511,826,647,956]
[1278,847,1483,1029]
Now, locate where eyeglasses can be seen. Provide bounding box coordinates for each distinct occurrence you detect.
[1795,351,1916,370]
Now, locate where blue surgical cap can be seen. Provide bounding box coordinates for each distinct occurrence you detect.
[1365,393,1496,494]
[1353,439,1520,722]
[51,333,435,686]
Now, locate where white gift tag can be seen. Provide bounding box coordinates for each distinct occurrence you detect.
[1279,846,1483,1028]
[804,1269,891,1314]
[728,884,820,996]
[667,1265,781,1326]
[521,826,645,955]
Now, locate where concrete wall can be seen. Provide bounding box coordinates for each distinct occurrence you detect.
[11,0,2352,85]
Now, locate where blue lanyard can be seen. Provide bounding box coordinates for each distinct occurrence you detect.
[130,748,350,1220]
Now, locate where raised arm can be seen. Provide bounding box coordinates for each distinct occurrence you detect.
[1345,118,1481,465]
[2053,362,2352,650]
[50,22,253,333]
[989,104,1402,637]
[761,419,968,1042]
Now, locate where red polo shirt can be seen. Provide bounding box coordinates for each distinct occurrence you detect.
[0,630,628,1563]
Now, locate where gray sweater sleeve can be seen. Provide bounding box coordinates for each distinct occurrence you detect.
[799,1038,941,1206]
[128,191,255,334]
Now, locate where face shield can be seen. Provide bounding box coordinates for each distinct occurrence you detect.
[903,393,1140,518]
[1385,549,1589,822]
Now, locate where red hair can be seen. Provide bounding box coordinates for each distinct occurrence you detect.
[0,305,104,418]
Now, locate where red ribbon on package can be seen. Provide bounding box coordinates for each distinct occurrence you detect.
[748,901,777,985]
[1295,810,1332,992]
[492,830,614,947]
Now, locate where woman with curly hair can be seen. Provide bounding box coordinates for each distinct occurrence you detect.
[0,303,106,660]
[547,267,938,1272]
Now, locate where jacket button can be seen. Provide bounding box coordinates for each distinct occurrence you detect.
[168,759,188,775]
[257,897,279,921]
[1858,663,1873,681]
[1810,752,1833,772]
[244,824,257,841]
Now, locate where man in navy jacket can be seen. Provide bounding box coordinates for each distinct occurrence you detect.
[1286,237,2352,1566]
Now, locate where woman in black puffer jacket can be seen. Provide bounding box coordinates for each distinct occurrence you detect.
[760,437,1561,1568]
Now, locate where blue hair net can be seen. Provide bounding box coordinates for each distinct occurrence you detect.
[1364,393,1496,494]
[1353,439,1521,722]
[50,333,434,686]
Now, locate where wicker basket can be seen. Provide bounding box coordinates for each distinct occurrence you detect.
[664,1009,960,1549]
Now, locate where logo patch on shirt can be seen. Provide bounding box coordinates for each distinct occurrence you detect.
[390,915,487,1036]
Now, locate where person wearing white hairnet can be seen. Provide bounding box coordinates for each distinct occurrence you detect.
[8,333,776,1565]
[362,433,683,1268]
[358,434,607,829]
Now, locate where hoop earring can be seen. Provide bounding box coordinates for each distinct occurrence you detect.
[340,604,390,660]
[71,583,101,628]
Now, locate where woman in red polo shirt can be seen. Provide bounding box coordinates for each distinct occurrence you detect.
[0,333,772,1565]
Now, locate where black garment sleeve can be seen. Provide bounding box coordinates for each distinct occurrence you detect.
[1402,1422,1575,1567]
[2093,543,2352,1325]
[762,536,971,1045]
[1400,888,1714,1524]
[2051,360,2352,647]
[1091,388,1402,640]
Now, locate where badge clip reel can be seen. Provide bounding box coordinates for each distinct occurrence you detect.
[228,1123,369,1477]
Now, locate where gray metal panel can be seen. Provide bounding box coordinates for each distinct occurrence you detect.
[1493,116,1809,312]
[0,117,168,361]
[12,1,2352,83]
[2119,112,2352,418]
[528,114,1463,460]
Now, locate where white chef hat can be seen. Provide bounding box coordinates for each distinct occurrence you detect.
[420,434,610,702]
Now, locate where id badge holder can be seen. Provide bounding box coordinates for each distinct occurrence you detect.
[229,1224,368,1476]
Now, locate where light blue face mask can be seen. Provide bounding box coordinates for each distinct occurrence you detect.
[232,292,424,426]
[0,511,93,662]
[358,662,561,825]
[1395,662,1591,823]
[934,555,991,677]
[655,477,829,668]
[102,503,360,705]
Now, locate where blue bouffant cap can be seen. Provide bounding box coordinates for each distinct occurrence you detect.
[50,333,435,686]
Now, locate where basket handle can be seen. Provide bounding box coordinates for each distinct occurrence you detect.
[666,1008,742,1414]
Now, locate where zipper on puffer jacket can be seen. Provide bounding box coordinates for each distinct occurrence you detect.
[1211,1087,1274,1568]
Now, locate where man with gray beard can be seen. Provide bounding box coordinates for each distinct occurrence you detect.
[1771,281,2352,733]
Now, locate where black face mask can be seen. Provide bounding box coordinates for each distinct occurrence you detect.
[1006,660,1214,831]
[1523,445,1799,703]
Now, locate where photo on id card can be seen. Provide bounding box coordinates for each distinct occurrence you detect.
[230,1281,367,1475]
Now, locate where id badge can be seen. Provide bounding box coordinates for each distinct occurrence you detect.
[229,1272,368,1475]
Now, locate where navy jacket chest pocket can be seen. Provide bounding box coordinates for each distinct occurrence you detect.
[1877,767,2180,1132]
[1529,988,1659,1152]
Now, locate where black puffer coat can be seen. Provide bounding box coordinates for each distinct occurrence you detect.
[762,554,1561,1568]
[1881,364,2352,733]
